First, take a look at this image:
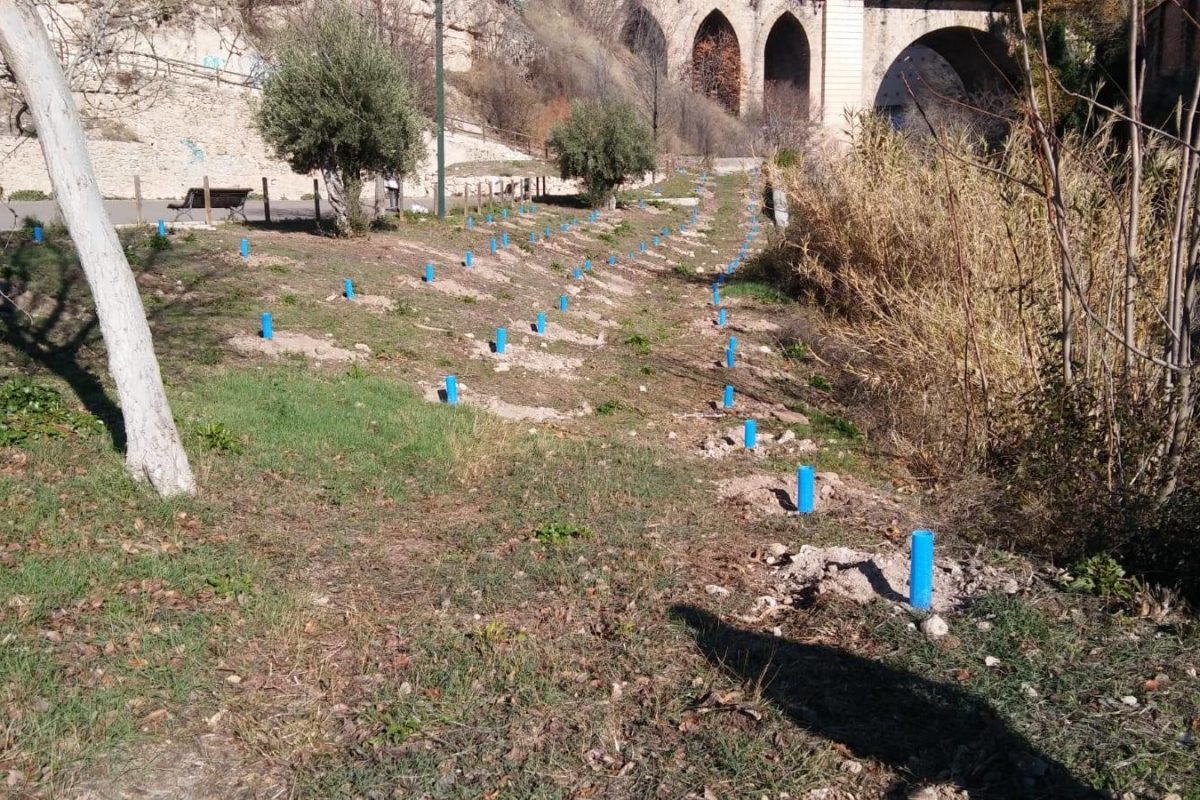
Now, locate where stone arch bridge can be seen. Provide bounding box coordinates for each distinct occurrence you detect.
[624,0,1016,131]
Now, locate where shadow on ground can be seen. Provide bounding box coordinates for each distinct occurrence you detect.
[2,234,230,450]
[670,605,1101,800]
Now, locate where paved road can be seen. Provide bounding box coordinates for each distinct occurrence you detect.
[0,197,442,231]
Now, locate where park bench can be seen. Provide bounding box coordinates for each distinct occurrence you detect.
[168,187,252,222]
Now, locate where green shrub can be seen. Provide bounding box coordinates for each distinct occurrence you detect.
[7,189,50,201]
[549,99,656,207]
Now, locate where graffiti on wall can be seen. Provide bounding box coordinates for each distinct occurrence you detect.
[180,139,206,163]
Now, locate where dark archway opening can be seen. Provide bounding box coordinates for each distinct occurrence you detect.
[764,12,811,121]
[692,10,741,115]
[622,5,667,72]
[874,26,1018,139]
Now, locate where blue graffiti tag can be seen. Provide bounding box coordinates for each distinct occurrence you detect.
[180,139,205,163]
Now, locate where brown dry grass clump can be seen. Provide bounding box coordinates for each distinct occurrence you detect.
[768,116,1192,567]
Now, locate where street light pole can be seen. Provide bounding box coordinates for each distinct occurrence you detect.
[435,0,446,221]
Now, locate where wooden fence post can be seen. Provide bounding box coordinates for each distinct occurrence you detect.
[313,177,321,222]
[133,175,143,226]
[262,177,271,224]
[476,182,482,213]
[202,176,213,226]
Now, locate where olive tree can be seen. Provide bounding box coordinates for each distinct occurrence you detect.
[549,98,656,208]
[257,2,426,235]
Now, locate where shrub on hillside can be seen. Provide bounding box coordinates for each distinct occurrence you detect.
[257,2,426,235]
[548,99,655,207]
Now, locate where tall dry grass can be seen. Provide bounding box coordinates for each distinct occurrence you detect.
[771,115,1191,563]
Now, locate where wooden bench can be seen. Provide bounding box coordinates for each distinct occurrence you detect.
[168,187,252,222]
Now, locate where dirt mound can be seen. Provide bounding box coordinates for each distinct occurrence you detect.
[323,293,395,312]
[716,470,907,525]
[420,381,590,422]
[700,427,818,460]
[767,544,1022,613]
[228,332,363,363]
[509,320,605,347]
[395,274,492,301]
[467,339,582,377]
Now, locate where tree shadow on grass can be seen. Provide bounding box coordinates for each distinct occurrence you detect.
[1,234,229,451]
[670,605,1101,800]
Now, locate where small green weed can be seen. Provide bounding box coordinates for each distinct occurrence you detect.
[809,374,832,391]
[268,264,290,274]
[192,420,243,453]
[624,333,651,356]
[1064,554,1139,601]
[281,293,298,305]
[533,521,592,544]
[205,572,254,598]
[828,414,861,439]
[0,377,97,445]
[784,341,809,360]
[594,399,625,416]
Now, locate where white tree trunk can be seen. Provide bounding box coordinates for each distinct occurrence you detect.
[0,0,195,496]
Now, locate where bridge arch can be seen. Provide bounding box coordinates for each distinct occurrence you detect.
[872,25,1018,125]
[622,4,668,74]
[691,9,742,114]
[763,12,812,120]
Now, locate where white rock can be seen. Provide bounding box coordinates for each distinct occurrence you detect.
[1020,682,1039,698]
[840,760,863,775]
[778,429,796,444]
[920,615,949,639]
[758,345,771,354]
[705,584,731,597]
[353,343,371,352]
[1003,578,1020,594]
[767,543,789,557]
[639,385,647,393]
[1120,695,1139,706]
[976,620,993,632]
[984,655,1002,668]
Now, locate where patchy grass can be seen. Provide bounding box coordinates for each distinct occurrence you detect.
[724,280,790,305]
[869,594,1199,797]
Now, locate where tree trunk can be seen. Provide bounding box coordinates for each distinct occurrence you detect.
[0,0,195,496]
